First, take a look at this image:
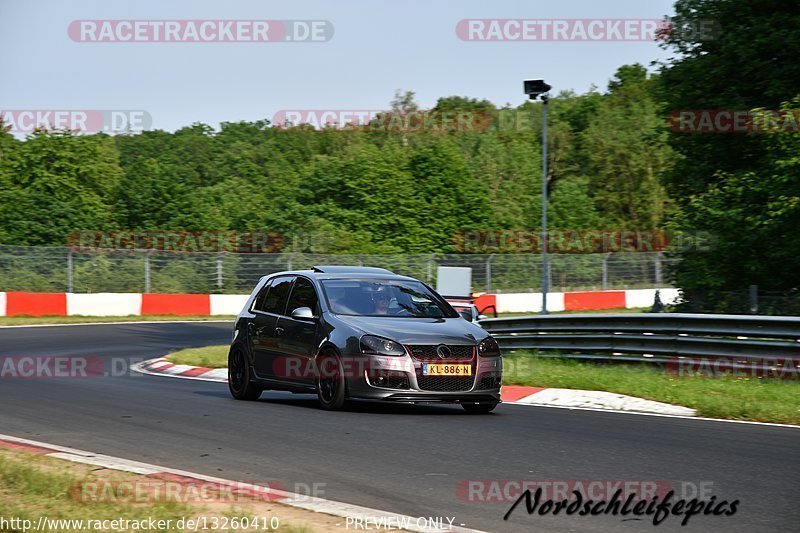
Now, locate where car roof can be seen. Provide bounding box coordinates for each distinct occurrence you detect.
[259,267,417,282]
[311,265,394,274]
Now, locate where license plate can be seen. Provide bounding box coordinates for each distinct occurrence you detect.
[422,364,472,376]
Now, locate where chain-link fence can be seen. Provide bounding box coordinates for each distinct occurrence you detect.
[0,245,677,294]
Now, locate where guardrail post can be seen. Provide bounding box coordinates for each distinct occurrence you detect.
[749,284,758,314]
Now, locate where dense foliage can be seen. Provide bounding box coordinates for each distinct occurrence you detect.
[0,66,670,255]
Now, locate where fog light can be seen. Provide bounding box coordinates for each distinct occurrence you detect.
[368,369,410,389]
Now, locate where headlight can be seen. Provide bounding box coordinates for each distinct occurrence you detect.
[360,335,405,356]
[478,337,501,357]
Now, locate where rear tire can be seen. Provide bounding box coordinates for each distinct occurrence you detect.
[228,347,262,401]
[462,402,498,414]
[316,351,346,410]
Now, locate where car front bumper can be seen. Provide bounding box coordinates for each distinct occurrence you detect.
[344,352,502,403]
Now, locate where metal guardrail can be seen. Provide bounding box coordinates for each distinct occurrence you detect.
[479,313,800,361]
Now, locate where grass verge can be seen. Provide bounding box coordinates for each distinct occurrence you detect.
[0,315,235,326]
[504,355,800,424]
[0,447,370,532]
[167,345,230,368]
[166,346,799,424]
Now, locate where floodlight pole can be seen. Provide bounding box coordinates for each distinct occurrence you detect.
[523,79,551,314]
[540,95,549,315]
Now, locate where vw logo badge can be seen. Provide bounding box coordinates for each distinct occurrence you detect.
[436,344,452,359]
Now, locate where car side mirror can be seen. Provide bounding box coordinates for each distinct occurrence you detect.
[291,306,315,320]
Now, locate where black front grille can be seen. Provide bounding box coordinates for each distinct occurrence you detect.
[417,375,475,392]
[407,344,475,361]
[408,345,477,391]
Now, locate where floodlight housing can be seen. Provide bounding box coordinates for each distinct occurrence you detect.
[524,79,551,99]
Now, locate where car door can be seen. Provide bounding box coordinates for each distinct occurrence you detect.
[251,275,294,379]
[276,276,320,386]
[246,278,273,369]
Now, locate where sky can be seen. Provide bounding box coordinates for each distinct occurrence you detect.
[0,0,679,133]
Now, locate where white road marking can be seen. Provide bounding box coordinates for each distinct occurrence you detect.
[0,433,489,533]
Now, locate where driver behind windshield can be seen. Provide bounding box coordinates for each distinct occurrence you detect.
[372,288,392,315]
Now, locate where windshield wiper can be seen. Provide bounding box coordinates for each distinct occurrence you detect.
[398,302,424,317]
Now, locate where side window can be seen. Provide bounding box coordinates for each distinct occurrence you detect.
[252,279,274,312]
[286,277,319,315]
[262,276,294,315]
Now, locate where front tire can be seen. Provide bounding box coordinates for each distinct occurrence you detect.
[316,351,346,410]
[462,402,498,414]
[228,347,262,401]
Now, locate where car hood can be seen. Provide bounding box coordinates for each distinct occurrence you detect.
[332,315,486,345]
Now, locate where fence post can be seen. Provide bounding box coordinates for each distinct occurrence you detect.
[216,254,224,290]
[144,252,151,293]
[67,250,74,293]
[427,256,434,283]
[486,253,495,293]
[655,253,663,286]
[602,252,611,290]
[287,253,293,271]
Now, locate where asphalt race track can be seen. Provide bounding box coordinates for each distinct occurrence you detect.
[1,322,798,532]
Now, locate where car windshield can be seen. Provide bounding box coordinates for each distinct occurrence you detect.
[321,279,458,318]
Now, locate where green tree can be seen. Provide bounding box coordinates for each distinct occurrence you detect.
[659,0,800,312]
[582,65,673,228]
[0,131,121,245]
[658,0,800,200]
[669,99,800,312]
